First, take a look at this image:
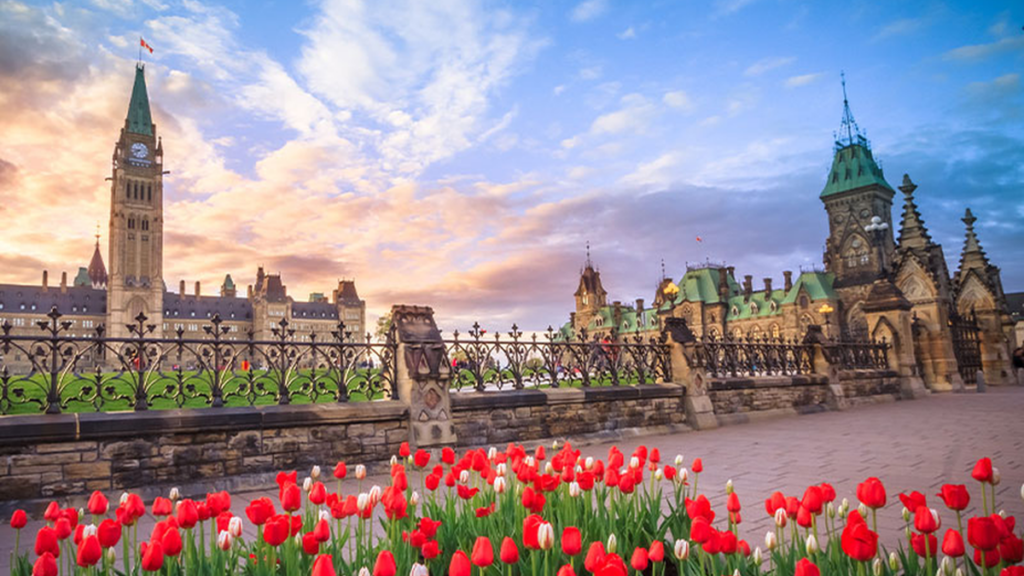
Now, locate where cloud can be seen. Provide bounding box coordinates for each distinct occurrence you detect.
[570,0,608,23]
[785,73,824,88]
[744,56,795,77]
[578,66,602,80]
[617,27,636,40]
[713,0,758,17]
[663,90,694,112]
[619,153,681,188]
[873,17,927,41]
[944,36,1024,62]
[589,94,658,135]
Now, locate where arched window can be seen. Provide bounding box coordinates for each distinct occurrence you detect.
[147,184,152,202]
[128,217,135,229]
[142,219,149,231]
[126,180,131,198]
[749,302,759,314]
[799,295,809,309]
[595,317,604,327]
[770,323,781,339]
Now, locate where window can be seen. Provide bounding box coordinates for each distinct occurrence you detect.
[128,218,135,230]
[596,317,604,327]
[730,306,738,316]
[147,184,152,202]
[799,295,809,309]
[771,324,780,339]
[749,303,758,314]
[582,295,588,305]
[142,219,149,231]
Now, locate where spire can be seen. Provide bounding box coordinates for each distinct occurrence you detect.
[821,73,892,198]
[585,240,593,269]
[835,71,868,151]
[87,229,107,289]
[956,207,993,282]
[126,64,153,135]
[896,174,933,250]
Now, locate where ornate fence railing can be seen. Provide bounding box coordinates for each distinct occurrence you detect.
[444,324,672,392]
[0,308,397,415]
[824,339,890,370]
[687,334,815,378]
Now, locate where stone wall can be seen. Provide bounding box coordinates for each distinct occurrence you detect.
[708,375,832,421]
[0,403,408,506]
[450,384,688,448]
[838,369,902,405]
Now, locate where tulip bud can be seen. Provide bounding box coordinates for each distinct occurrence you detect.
[552,440,560,450]
[390,455,398,466]
[495,477,507,494]
[725,479,734,494]
[545,462,555,475]
[496,463,507,476]
[806,534,818,555]
[630,457,640,470]
[585,457,595,470]
[359,568,371,576]
[675,455,684,467]
[955,569,964,576]
[904,526,912,539]
[765,531,777,551]
[774,508,788,528]
[566,481,580,498]
[674,539,690,561]
[294,534,302,546]
[827,502,835,518]
[459,470,470,484]
[940,556,954,576]
[355,464,367,480]
[1019,483,1023,502]
[410,563,429,576]
[655,469,664,481]
[889,552,899,571]
[218,530,232,551]
[357,493,369,512]
[488,447,498,460]
[679,469,689,484]
[998,509,1007,518]
[902,507,910,522]
[169,487,180,502]
[734,570,741,576]
[858,502,868,517]
[992,467,1001,486]
[106,548,116,564]
[229,516,243,538]
[303,477,313,492]
[873,558,883,576]
[537,522,554,550]
[753,547,763,565]
[841,497,849,510]
[119,492,129,506]
[410,491,421,506]
[319,510,331,522]
[83,524,97,538]
[607,533,618,554]
[311,465,321,480]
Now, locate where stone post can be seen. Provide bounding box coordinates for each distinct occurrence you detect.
[663,317,718,430]
[802,325,849,411]
[861,280,931,398]
[390,305,457,448]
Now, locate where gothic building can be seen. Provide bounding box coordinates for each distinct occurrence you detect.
[0,64,367,365]
[563,83,1016,389]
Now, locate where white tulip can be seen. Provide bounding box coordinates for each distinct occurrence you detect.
[496,463,507,477]
[889,552,899,571]
[410,563,429,576]
[841,497,849,511]
[488,447,498,460]
[585,457,595,470]
[902,507,911,522]
[311,465,321,480]
[827,502,835,518]
[218,530,233,551]
[302,477,313,492]
[569,481,581,498]
[940,556,954,576]
[359,568,371,576]
[319,510,331,522]
[873,558,883,576]
[369,485,382,504]
[774,508,788,528]
[858,502,868,517]
[725,479,734,494]
[673,539,690,561]
[537,522,554,550]
[955,569,964,576]
[119,492,129,506]
[83,524,97,538]
[228,516,243,538]
[390,455,398,466]
[459,470,470,484]
[675,455,684,467]
[357,493,369,512]
[545,462,555,475]
[494,477,507,494]
[630,457,640,469]
[734,570,741,576]
[169,487,180,502]
[552,440,560,450]
[999,509,1007,518]
[992,467,1001,486]
[764,531,777,551]
[655,469,664,481]
[105,548,116,564]
[355,464,367,480]
[607,533,618,554]
[806,534,818,555]
[753,547,763,565]
[410,491,421,506]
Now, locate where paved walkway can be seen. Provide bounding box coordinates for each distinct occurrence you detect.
[3,388,1022,571]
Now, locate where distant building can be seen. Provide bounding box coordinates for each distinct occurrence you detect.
[562,82,1016,389]
[0,64,367,368]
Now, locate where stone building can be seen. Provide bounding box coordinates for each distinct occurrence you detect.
[0,64,366,368]
[563,83,1015,390]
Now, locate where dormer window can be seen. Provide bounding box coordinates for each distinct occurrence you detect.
[730,305,739,316]
[750,303,758,314]
[770,301,778,312]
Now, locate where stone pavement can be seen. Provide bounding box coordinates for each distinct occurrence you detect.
[3,387,1022,571]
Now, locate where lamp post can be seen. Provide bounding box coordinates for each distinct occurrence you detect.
[818,303,834,339]
[864,216,890,278]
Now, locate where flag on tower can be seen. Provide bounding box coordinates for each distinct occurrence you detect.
[140,38,154,54]
[696,236,703,242]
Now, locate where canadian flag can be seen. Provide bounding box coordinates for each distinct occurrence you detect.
[140,38,154,54]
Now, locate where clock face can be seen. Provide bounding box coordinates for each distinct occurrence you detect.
[131,142,148,159]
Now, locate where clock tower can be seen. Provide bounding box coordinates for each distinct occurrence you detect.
[107,64,165,339]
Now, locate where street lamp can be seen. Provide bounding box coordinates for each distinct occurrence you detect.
[818,303,834,339]
[864,216,890,278]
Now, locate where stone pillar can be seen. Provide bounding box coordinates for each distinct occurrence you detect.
[801,325,849,411]
[391,305,457,448]
[663,317,717,430]
[861,280,931,397]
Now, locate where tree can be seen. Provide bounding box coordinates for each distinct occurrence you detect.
[375,312,393,343]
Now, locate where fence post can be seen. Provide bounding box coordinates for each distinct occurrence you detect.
[663,318,718,430]
[861,279,931,398]
[391,305,458,448]
[802,325,848,411]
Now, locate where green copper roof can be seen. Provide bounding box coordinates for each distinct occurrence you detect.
[672,267,741,305]
[73,267,91,288]
[223,274,236,289]
[821,143,892,198]
[126,65,153,135]
[725,290,787,320]
[780,271,836,304]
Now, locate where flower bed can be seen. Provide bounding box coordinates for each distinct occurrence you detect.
[7,443,1023,576]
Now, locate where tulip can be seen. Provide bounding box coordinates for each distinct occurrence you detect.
[806,534,819,555]
[152,497,172,517]
[500,537,519,563]
[76,535,102,567]
[537,522,555,550]
[873,558,883,576]
[649,540,665,563]
[169,487,180,502]
[35,526,60,557]
[140,541,164,572]
[674,539,690,561]
[774,507,788,527]
[938,484,970,511]
[409,564,428,576]
[795,558,820,576]
[941,529,964,557]
[472,536,494,567]
[97,519,121,548]
[915,506,941,533]
[972,458,994,483]
[33,553,58,576]
[449,550,471,576]
[753,546,763,565]
[726,479,734,494]
[312,554,337,576]
[607,533,618,554]
[218,530,232,551]
[495,477,507,494]
[889,552,899,571]
[355,464,367,480]
[359,569,371,576]
[940,557,954,576]
[630,547,649,571]
[968,516,1001,550]
[87,491,109,516]
[374,550,397,576]
[857,477,887,509]
[765,531,777,551]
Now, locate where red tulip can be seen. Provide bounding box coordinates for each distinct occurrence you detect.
[802,485,823,514]
[312,554,337,576]
[841,514,878,561]
[119,494,146,526]
[857,477,887,509]
[302,532,320,555]
[418,517,442,538]
[263,515,290,547]
[585,541,607,572]
[97,518,121,548]
[975,547,1002,568]
[54,518,71,540]
[765,491,786,516]
[313,518,331,542]
[557,564,576,576]
[472,536,494,567]
[1000,567,1024,576]
[76,535,102,567]
[630,547,649,571]
[690,516,712,543]
[796,505,813,528]
[937,484,970,511]
[176,499,199,529]
[206,490,231,516]
[11,509,27,529]
[333,462,347,479]
[523,514,543,550]
[899,491,927,512]
[245,497,275,525]
[562,527,582,556]
[595,553,628,576]
[140,541,164,572]
[692,458,703,473]
[1001,534,1024,564]
[914,507,940,534]
[414,449,431,468]
[727,492,741,513]
[795,558,820,576]
[911,533,938,558]
[162,527,183,557]
[718,530,738,555]
[87,491,108,516]
[972,457,994,483]
[152,497,172,516]
[500,537,519,563]
[275,471,298,488]
[702,530,721,554]
[422,540,440,560]
[449,550,471,576]
[942,529,965,557]
[374,550,397,576]
[32,552,58,576]
[442,447,456,465]
[399,442,411,458]
[820,483,836,502]
[969,516,1002,551]
[649,540,665,562]
[35,526,60,557]
[280,483,302,512]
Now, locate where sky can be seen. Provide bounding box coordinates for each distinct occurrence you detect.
[0,0,1021,333]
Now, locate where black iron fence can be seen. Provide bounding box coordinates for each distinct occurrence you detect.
[824,340,890,371]
[687,334,816,378]
[445,324,672,392]
[0,308,397,415]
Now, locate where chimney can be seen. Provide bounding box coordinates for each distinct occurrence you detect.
[783,270,793,292]
[42,270,48,292]
[570,312,576,327]
[60,271,68,293]
[636,298,644,312]
[718,269,729,298]
[179,280,186,299]
[247,284,254,300]
[194,281,201,298]
[743,275,753,298]
[764,277,773,297]
[726,266,735,279]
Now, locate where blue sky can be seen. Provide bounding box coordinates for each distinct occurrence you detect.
[0,0,1021,330]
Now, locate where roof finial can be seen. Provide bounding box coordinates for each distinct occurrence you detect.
[660,258,666,280]
[95,222,101,246]
[585,240,592,268]
[837,71,866,150]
